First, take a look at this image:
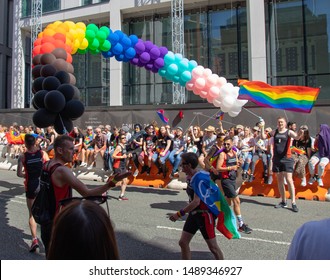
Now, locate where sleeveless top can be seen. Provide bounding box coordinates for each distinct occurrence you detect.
[273,129,292,159]
[113,144,127,169]
[23,149,43,188]
[221,151,237,179]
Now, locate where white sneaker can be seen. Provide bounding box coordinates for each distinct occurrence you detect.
[301,177,307,187]
[133,170,139,177]
[308,177,316,185]
[317,178,324,186]
[87,164,93,170]
[283,178,287,185]
[80,162,87,167]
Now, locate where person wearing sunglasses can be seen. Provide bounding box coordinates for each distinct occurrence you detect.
[47,199,119,260]
[39,135,131,256]
[216,136,252,234]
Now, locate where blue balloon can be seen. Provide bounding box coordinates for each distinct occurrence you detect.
[164,51,175,65]
[167,63,179,75]
[112,43,123,55]
[115,54,125,61]
[121,35,132,48]
[108,32,119,45]
[125,47,136,59]
[188,60,198,70]
[129,34,139,46]
[114,30,124,40]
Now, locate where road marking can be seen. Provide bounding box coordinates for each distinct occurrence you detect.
[157,226,290,246]
[0,194,26,204]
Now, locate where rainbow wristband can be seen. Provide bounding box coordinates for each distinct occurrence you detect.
[179,209,185,217]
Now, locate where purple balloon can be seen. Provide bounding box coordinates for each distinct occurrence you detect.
[159,46,169,57]
[154,57,165,69]
[145,64,153,71]
[130,57,139,65]
[151,66,159,73]
[137,60,145,67]
[135,42,145,55]
[149,47,160,60]
[144,40,154,51]
[139,52,150,64]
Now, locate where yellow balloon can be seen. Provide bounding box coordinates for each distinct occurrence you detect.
[59,23,69,32]
[46,23,56,30]
[64,21,76,30]
[66,31,74,42]
[66,38,73,48]
[80,38,89,50]
[37,31,44,39]
[72,46,78,54]
[76,22,86,31]
[53,21,63,27]
[76,28,85,40]
[43,28,56,37]
[69,29,78,40]
[74,39,80,49]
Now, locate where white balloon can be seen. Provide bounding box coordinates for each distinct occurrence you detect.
[191,65,204,79]
[231,86,240,99]
[217,77,227,87]
[228,110,241,117]
[222,95,235,109]
[219,83,234,101]
[203,68,213,78]
[213,99,222,107]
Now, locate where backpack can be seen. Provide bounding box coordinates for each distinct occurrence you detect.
[32,161,62,225]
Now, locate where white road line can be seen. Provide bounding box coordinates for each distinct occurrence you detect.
[157,226,290,246]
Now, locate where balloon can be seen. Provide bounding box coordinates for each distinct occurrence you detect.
[195,77,206,89]
[134,41,145,54]
[188,60,198,70]
[87,23,99,33]
[44,90,66,113]
[42,76,61,91]
[54,71,71,84]
[68,73,76,85]
[32,65,42,79]
[217,77,227,87]
[206,74,219,87]
[32,108,58,128]
[32,90,48,108]
[96,30,107,42]
[40,64,57,77]
[54,115,73,135]
[52,59,69,72]
[40,42,55,54]
[124,47,136,59]
[228,110,240,117]
[208,86,220,98]
[108,32,119,45]
[61,100,85,119]
[231,86,240,99]
[181,71,192,82]
[129,34,139,45]
[159,46,168,57]
[112,43,123,55]
[221,95,235,111]
[32,54,42,66]
[72,86,81,100]
[212,99,222,107]
[185,82,195,91]
[191,66,204,79]
[121,35,131,48]
[139,52,150,64]
[203,68,212,77]
[164,51,175,65]
[40,53,56,65]
[144,41,154,51]
[32,77,45,93]
[52,48,68,60]
[57,84,75,101]
[167,63,178,75]
[193,87,201,95]
[154,58,165,69]
[149,47,160,60]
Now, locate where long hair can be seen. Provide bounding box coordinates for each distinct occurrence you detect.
[47,200,119,260]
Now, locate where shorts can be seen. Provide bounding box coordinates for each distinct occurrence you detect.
[25,179,39,199]
[221,178,238,198]
[114,167,127,174]
[210,172,222,182]
[183,211,216,240]
[272,157,294,173]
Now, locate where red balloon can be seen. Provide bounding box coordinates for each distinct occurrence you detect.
[53,33,66,43]
[66,53,73,64]
[33,45,42,57]
[41,36,56,45]
[40,42,56,54]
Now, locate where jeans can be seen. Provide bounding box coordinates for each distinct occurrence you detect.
[169,149,183,174]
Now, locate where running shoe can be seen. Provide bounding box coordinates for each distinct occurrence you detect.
[267,175,273,185]
[29,239,39,253]
[133,169,139,177]
[80,162,87,167]
[308,176,316,185]
[317,178,324,186]
[87,164,93,170]
[118,195,128,201]
[238,224,252,234]
[274,201,288,208]
[292,203,299,213]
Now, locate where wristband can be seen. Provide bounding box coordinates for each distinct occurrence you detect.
[111,179,118,184]
[176,211,181,218]
[227,167,230,171]
[179,209,185,217]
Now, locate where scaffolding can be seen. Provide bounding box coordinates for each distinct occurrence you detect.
[171,0,185,104]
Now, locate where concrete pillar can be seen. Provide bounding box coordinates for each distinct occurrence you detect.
[246,0,267,82]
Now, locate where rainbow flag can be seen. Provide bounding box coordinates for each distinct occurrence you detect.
[5,132,25,145]
[215,111,224,120]
[238,80,320,113]
[291,146,306,155]
[190,171,241,239]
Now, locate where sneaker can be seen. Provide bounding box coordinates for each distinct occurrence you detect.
[238,223,252,234]
[292,203,299,213]
[274,201,288,208]
[301,177,307,187]
[267,175,273,185]
[87,164,93,170]
[308,176,316,185]
[80,162,87,167]
[118,195,128,201]
[283,177,287,185]
[29,239,39,252]
[146,167,151,176]
[141,165,147,174]
[317,178,324,186]
[242,172,248,180]
[133,169,139,177]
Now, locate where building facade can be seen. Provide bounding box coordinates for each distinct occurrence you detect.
[2,0,330,131]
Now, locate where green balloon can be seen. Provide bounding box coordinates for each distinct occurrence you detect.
[85,29,96,40]
[90,49,100,55]
[88,38,100,50]
[96,30,107,42]
[100,40,111,52]
[77,48,88,54]
[87,23,99,33]
[100,26,110,37]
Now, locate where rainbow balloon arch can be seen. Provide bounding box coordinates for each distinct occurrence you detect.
[31,21,247,134]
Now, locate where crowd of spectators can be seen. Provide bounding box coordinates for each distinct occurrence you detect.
[0,120,329,187]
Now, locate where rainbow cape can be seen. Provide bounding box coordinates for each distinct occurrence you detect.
[190,171,241,239]
[291,146,306,155]
[5,132,25,145]
[238,80,320,113]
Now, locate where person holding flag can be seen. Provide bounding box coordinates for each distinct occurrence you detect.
[169,152,240,260]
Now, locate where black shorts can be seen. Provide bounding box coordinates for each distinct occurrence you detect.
[114,167,127,174]
[25,179,39,199]
[272,157,294,173]
[221,178,238,198]
[183,211,216,240]
[210,172,222,182]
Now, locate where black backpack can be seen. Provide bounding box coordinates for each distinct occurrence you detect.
[32,162,62,225]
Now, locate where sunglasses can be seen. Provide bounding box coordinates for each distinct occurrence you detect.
[120,137,127,140]
[224,143,231,146]
[59,195,116,217]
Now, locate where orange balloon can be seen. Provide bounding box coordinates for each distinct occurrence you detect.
[55,27,67,35]
[64,44,72,54]
[40,42,56,54]
[37,31,44,39]
[54,39,66,49]
[43,28,56,37]
[53,32,66,43]
[66,53,73,64]
[33,38,42,47]
[32,45,42,56]
[41,36,56,45]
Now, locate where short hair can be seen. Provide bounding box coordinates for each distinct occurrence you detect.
[181,152,199,169]
[47,200,119,260]
[54,135,74,152]
[224,136,233,142]
[24,134,36,147]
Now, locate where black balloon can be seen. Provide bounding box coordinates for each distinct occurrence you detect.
[72,86,81,100]
[42,76,61,91]
[32,90,48,108]
[40,64,57,77]
[32,108,58,128]
[32,65,42,79]
[57,84,75,101]
[32,77,45,93]
[55,71,70,84]
[44,90,66,113]
[32,54,42,66]
[40,53,56,65]
[61,100,85,120]
[54,115,73,135]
